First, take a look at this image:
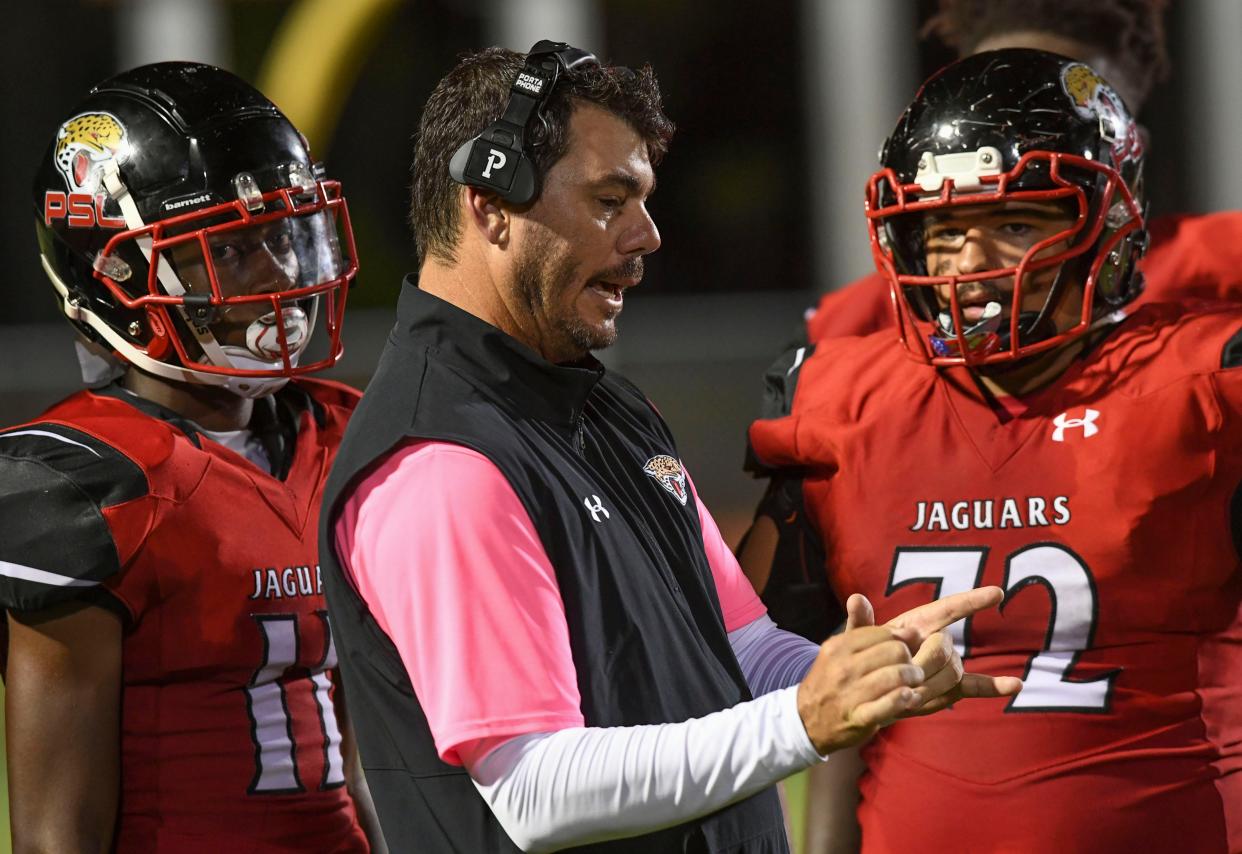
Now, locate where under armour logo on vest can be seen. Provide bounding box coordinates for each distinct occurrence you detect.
[583,495,610,522]
[1051,409,1100,442]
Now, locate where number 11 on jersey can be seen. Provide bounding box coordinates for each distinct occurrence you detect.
[247,611,347,794]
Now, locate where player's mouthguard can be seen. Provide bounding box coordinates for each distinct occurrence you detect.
[244,306,311,361]
[938,300,1002,337]
[931,300,1002,357]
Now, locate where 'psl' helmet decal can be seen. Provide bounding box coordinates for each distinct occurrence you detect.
[643,454,688,506]
[54,111,128,194]
[1060,64,1142,163]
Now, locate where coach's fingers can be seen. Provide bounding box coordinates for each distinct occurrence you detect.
[912,631,954,675]
[851,639,915,676]
[845,593,875,631]
[851,663,924,708]
[902,692,955,716]
[958,672,1024,698]
[887,586,1004,637]
[905,671,1025,717]
[910,651,963,706]
[850,684,921,730]
[836,624,919,654]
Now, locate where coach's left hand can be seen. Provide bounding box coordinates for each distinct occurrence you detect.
[845,588,1023,716]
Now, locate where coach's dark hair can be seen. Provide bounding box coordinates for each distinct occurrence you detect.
[410,47,674,265]
[925,0,1170,111]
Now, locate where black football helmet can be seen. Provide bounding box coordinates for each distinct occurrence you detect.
[865,49,1147,366]
[33,62,357,397]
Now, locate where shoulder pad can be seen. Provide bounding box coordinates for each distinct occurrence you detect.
[759,344,815,421]
[744,345,816,475]
[0,423,148,505]
[1222,326,1242,369]
[0,424,147,612]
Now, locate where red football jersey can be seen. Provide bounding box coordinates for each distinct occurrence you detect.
[805,210,1242,343]
[750,303,1242,853]
[0,379,367,853]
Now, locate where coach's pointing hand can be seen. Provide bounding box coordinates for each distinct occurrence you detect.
[845,587,1023,716]
[796,625,925,755]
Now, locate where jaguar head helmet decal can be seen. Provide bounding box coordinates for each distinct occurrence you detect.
[1060,63,1142,164]
[54,112,128,194]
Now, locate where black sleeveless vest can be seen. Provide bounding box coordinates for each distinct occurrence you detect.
[320,280,789,853]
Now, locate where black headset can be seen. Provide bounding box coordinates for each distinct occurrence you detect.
[448,40,597,206]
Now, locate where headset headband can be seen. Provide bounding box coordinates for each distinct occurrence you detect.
[448,40,598,205]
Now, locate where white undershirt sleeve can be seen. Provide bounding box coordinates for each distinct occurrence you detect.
[465,685,823,852]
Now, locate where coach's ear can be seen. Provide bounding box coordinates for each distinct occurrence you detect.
[464,186,509,248]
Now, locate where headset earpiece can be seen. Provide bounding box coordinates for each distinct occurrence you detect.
[448,132,536,204]
[449,39,597,206]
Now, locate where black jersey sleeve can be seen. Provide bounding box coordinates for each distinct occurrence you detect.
[1223,326,1242,369]
[743,344,814,476]
[739,344,842,640]
[0,424,147,614]
[1218,325,1242,556]
[745,474,842,643]
[758,343,814,421]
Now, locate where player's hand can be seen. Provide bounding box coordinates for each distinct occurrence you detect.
[795,624,925,755]
[844,588,1022,716]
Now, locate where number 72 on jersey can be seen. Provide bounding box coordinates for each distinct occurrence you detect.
[889,543,1118,713]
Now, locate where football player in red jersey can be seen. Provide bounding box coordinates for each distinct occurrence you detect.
[802,0,1242,345]
[745,49,1242,853]
[0,63,379,852]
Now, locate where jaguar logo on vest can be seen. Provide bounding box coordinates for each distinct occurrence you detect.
[643,454,688,506]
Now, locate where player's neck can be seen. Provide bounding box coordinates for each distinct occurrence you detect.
[121,369,254,431]
[975,337,1087,399]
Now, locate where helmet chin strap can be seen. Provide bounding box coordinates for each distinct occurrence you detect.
[217,306,313,398]
[215,348,296,398]
[996,311,1055,350]
[97,160,308,398]
[48,245,307,397]
[1011,253,1084,350]
[101,162,238,366]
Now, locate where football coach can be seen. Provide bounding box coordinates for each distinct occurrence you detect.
[318,41,1021,854]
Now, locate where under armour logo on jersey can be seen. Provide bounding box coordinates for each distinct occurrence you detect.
[583,495,610,522]
[1051,409,1100,442]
